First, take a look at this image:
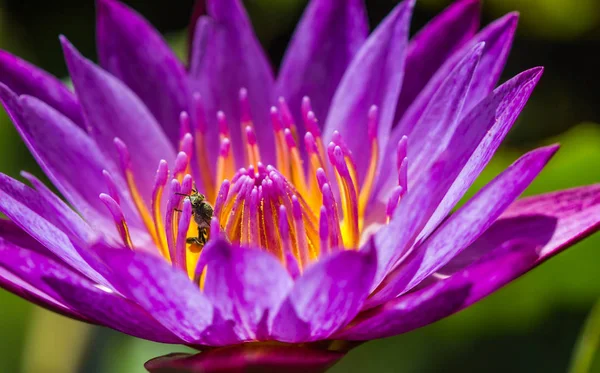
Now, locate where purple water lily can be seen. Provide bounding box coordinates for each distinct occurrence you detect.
[0,0,598,372]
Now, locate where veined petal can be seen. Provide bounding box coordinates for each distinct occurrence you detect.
[323,0,414,182]
[20,172,95,246]
[276,0,368,132]
[368,145,558,306]
[442,184,600,274]
[395,0,480,122]
[371,42,483,213]
[61,37,176,200]
[0,174,111,287]
[189,0,275,166]
[2,88,144,233]
[97,247,214,343]
[394,13,518,144]
[202,239,293,341]
[96,0,191,145]
[0,50,84,126]
[337,239,538,340]
[372,67,543,288]
[347,185,600,341]
[271,244,376,342]
[0,221,91,321]
[420,67,543,240]
[45,271,182,344]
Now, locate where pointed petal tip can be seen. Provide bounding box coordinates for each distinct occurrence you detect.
[501,11,520,27]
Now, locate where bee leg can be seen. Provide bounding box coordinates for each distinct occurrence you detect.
[186,237,202,245]
[198,229,209,245]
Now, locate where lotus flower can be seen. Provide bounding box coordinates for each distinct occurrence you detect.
[0,0,598,372]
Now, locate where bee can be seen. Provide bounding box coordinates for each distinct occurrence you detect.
[179,189,214,248]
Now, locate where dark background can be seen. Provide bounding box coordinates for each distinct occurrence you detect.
[0,1,598,372]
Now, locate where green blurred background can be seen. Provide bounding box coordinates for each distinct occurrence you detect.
[0,0,599,372]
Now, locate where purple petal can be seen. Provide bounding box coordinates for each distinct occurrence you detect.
[0,50,84,126]
[61,37,176,200]
[0,173,110,287]
[420,67,544,240]
[371,67,543,288]
[2,87,144,233]
[394,13,518,144]
[145,344,344,373]
[97,247,213,343]
[394,0,480,122]
[189,0,276,166]
[202,239,293,341]
[337,239,538,340]
[45,271,182,344]
[368,145,558,306]
[442,184,600,274]
[276,0,368,131]
[371,42,483,213]
[322,0,414,182]
[0,221,86,320]
[96,0,191,145]
[271,244,377,342]
[20,172,95,246]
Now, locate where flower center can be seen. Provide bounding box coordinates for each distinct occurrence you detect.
[99,89,409,280]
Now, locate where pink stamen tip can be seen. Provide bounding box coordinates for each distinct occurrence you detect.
[102,170,120,204]
[278,97,294,129]
[332,146,346,171]
[278,204,300,278]
[245,125,257,146]
[210,217,221,239]
[180,133,194,158]
[213,179,230,218]
[291,195,303,220]
[257,162,267,175]
[239,87,248,100]
[284,128,297,148]
[386,186,403,219]
[179,111,192,139]
[368,105,379,140]
[304,132,318,154]
[301,96,312,120]
[217,111,229,136]
[165,179,182,261]
[319,206,330,254]
[326,141,336,160]
[305,111,321,136]
[330,132,352,158]
[230,168,247,185]
[398,157,408,192]
[239,87,252,123]
[397,136,408,167]
[181,174,193,195]
[99,193,124,220]
[113,137,131,170]
[316,168,328,189]
[173,152,190,176]
[153,160,169,188]
[174,199,193,270]
[193,93,207,133]
[270,106,282,131]
[99,193,131,249]
[219,138,231,157]
[320,183,335,207]
[278,205,290,242]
